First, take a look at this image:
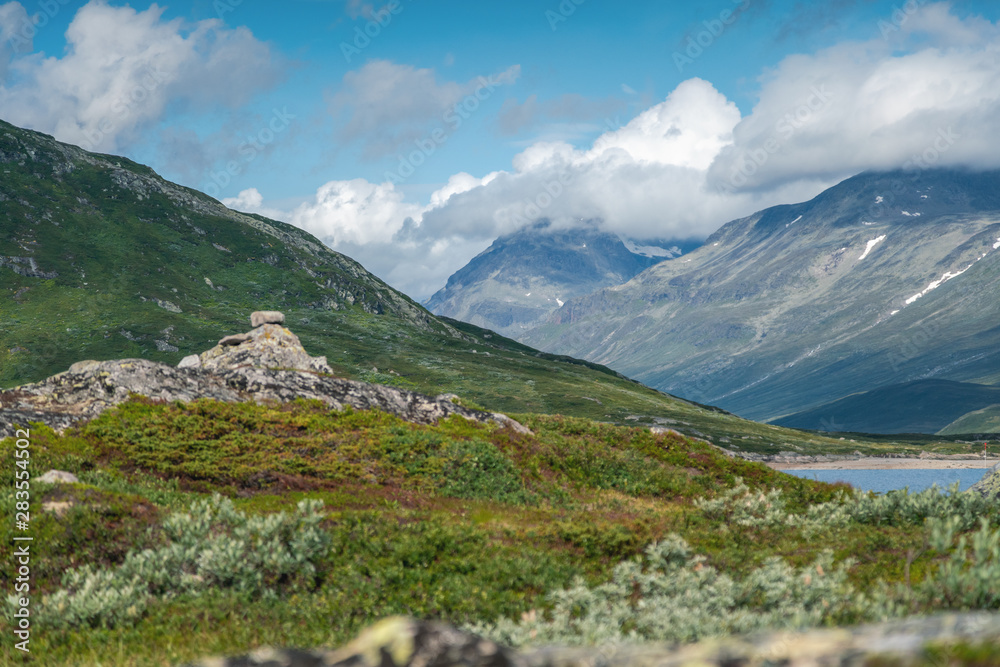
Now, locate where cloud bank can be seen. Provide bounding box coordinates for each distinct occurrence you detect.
[224,3,1000,301]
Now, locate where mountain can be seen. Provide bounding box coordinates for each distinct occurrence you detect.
[525,169,1000,423]
[424,222,695,338]
[0,117,883,454]
[771,379,1000,434]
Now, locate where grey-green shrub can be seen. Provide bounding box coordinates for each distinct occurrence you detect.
[471,535,865,647]
[697,478,1000,534]
[10,494,330,629]
[913,516,1000,608]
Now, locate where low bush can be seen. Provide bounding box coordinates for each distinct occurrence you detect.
[471,535,863,646]
[7,495,329,629]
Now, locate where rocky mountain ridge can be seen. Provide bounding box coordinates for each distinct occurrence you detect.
[525,169,1000,427]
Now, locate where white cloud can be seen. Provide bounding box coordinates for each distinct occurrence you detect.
[0,2,32,81]
[0,1,282,153]
[237,78,805,299]
[331,59,521,159]
[708,2,1000,192]
[289,179,424,247]
[214,3,1000,303]
[221,187,289,221]
[590,78,739,170]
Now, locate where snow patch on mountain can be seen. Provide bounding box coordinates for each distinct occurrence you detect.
[858,235,886,261]
[620,238,684,258]
[905,265,973,305]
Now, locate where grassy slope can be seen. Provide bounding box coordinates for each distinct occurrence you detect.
[939,403,1000,435]
[0,118,982,455]
[0,399,961,666]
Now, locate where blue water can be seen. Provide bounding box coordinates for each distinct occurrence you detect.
[779,468,988,494]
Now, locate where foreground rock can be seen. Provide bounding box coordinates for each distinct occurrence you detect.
[0,315,530,438]
[183,613,1000,667]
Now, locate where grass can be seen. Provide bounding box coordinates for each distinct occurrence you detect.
[3,398,994,665]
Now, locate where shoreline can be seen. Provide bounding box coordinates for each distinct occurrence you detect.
[769,458,998,470]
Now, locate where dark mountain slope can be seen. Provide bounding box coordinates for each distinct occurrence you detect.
[772,379,1000,434]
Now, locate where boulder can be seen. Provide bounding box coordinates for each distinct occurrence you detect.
[180,613,1000,667]
[183,617,516,667]
[251,311,285,328]
[37,469,79,484]
[198,324,332,374]
[178,354,201,369]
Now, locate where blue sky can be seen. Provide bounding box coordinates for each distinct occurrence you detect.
[2,0,1000,298]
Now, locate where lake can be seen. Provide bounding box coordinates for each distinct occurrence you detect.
[779,468,990,494]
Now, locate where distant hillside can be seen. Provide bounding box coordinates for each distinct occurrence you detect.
[527,169,1000,423]
[425,222,695,338]
[771,379,1000,434]
[939,403,1000,435]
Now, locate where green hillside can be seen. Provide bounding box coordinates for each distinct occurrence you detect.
[939,403,1000,435]
[3,399,1000,665]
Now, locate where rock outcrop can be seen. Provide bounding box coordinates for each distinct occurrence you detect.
[969,462,1000,500]
[0,313,530,438]
[182,613,1000,667]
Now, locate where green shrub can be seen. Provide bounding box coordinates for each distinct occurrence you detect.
[439,439,532,504]
[695,478,1000,535]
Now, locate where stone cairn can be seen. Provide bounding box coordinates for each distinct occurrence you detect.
[178,311,332,374]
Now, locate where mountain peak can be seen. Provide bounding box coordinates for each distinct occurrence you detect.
[425,223,696,337]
